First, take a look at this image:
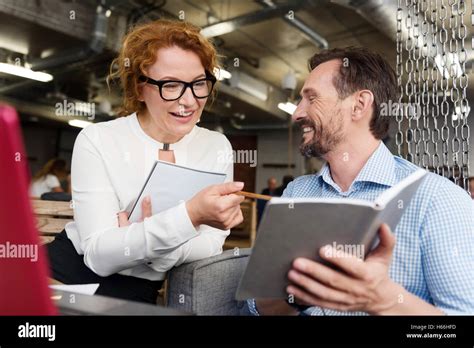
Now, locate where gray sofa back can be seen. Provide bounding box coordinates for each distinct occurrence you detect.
[167,248,251,315]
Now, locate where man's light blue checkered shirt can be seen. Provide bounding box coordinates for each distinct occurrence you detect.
[248,142,474,315]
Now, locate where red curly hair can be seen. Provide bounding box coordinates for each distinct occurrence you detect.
[109,19,219,116]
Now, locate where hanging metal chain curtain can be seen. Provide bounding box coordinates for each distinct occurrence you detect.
[396,0,470,190]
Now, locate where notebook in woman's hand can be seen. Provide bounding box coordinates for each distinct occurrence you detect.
[128,161,226,223]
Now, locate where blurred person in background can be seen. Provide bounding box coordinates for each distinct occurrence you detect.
[275,175,294,196]
[257,177,279,224]
[30,158,71,198]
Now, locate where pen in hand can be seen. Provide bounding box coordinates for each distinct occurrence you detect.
[236,191,272,201]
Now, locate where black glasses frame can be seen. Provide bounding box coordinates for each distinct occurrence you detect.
[139,70,217,101]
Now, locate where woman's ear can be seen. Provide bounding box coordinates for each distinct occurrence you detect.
[137,84,145,102]
[352,90,374,121]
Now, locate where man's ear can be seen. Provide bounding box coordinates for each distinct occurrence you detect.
[351,90,374,121]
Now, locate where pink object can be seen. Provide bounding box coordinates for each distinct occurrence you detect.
[0,104,57,315]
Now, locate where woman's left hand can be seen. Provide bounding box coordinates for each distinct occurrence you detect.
[118,196,152,227]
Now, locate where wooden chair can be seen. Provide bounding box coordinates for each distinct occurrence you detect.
[224,199,257,250]
[31,199,74,245]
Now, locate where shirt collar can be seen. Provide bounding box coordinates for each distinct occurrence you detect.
[129,112,197,150]
[317,142,398,191]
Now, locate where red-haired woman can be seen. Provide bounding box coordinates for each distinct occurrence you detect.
[47,20,244,304]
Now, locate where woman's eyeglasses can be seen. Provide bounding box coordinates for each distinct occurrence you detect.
[139,71,217,101]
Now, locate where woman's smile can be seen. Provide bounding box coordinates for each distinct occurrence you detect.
[169,109,196,124]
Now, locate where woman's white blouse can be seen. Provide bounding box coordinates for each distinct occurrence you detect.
[65,113,234,280]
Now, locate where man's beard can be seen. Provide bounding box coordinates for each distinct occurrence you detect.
[298,111,345,159]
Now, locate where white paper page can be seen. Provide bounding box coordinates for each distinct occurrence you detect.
[49,283,100,296]
[128,161,227,222]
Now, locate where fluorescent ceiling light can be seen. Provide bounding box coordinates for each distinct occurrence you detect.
[0,62,53,82]
[278,102,297,115]
[68,119,92,128]
[201,22,236,38]
[213,67,232,81]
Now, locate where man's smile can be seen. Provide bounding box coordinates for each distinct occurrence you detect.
[302,126,314,134]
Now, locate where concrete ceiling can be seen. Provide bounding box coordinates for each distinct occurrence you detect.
[0,0,472,130]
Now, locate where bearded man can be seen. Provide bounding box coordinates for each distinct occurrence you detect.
[247,47,474,316]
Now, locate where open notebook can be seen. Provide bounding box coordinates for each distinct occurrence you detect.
[128,161,227,223]
[236,168,427,300]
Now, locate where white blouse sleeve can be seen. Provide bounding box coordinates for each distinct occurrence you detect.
[146,138,234,272]
[71,131,199,277]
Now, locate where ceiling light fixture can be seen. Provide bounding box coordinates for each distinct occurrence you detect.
[0,62,53,82]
